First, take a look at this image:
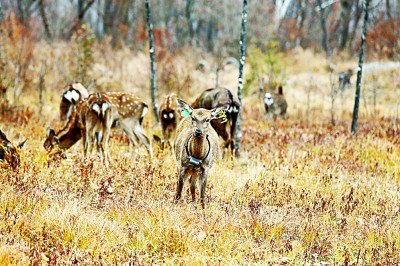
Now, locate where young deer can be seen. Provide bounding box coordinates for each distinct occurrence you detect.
[174,98,226,209]
[60,83,89,122]
[158,93,181,146]
[192,87,240,157]
[0,130,27,171]
[44,92,153,161]
[264,84,288,120]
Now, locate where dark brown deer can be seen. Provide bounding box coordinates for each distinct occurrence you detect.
[0,130,26,171]
[174,98,226,209]
[192,87,240,157]
[45,92,152,161]
[60,83,89,122]
[158,93,181,146]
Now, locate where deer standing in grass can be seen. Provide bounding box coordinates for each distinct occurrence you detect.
[60,83,89,122]
[84,93,113,165]
[158,93,181,147]
[0,130,26,171]
[45,92,153,161]
[174,98,227,209]
[192,87,240,157]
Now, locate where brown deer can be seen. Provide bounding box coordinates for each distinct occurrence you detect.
[0,130,27,171]
[158,93,181,146]
[84,93,113,165]
[60,83,89,121]
[191,87,240,157]
[174,98,226,209]
[44,92,153,161]
[264,83,288,120]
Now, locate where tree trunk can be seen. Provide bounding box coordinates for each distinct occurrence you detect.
[145,0,159,123]
[235,0,248,158]
[39,0,52,40]
[348,0,363,52]
[317,0,330,57]
[351,0,371,135]
[185,0,195,46]
[338,0,352,50]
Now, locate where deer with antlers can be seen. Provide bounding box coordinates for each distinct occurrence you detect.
[0,130,27,171]
[45,92,153,162]
[174,98,226,209]
[158,93,181,147]
[192,87,240,157]
[60,83,89,122]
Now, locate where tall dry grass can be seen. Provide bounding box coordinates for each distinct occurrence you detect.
[0,41,400,264]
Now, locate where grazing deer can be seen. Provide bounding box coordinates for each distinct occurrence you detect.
[174,98,226,209]
[44,92,153,161]
[338,69,353,91]
[158,93,181,146]
[264,84,288,120]
[192,87,240,156]
[0,130,26,171]
[60,83,89,121]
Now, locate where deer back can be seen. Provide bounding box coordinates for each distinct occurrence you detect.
[104,92,148,123]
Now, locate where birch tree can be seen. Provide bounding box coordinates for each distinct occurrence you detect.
[235,0,248,157]
[145,0,159,123]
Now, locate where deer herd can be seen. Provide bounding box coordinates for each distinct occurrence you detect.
[1,81,289,209]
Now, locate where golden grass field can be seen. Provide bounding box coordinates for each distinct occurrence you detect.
[1,42,400,265]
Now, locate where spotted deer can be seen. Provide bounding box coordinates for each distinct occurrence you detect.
[192,87,240,157]
[264,84,288,120]
[44,92,153,161]
[0,130,27,171]
[84,93,113,165]
[174,98,226,209]
[158,93,181,146]
[60,83,89,122]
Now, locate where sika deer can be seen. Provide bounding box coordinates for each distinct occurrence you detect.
[264,84,288,120]
[192,87,240,157]
[0,130,26,171]
[174,98,226,209]
[60,83,89,122]
[84,93,113,165]
[45,92,153,160]
[158,93,181,146]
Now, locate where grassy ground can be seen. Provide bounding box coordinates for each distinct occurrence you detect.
[0,42,400,264]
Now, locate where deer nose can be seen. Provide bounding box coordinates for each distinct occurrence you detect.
[194,129,203,137]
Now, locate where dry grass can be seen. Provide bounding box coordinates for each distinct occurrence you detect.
[1,42,400,265]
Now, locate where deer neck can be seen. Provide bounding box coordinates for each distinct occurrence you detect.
[185,134,211,166]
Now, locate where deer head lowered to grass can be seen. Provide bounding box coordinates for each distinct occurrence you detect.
[0,130,27,171]
[174,98,227,209]
[191,87,240,157]
[44,92,153,162]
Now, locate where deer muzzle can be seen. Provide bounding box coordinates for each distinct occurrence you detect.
[194,129,203,137]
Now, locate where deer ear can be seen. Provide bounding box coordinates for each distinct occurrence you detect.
[211,106,228,123]
[176,98,193,118]
[0,130,7,141]
[18,139,27,149]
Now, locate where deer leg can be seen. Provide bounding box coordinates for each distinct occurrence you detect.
[199,170,208,210]
[133,122,153,159]
[103,126,112,165]
[174,168,186,203]
[120,121,139,161]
